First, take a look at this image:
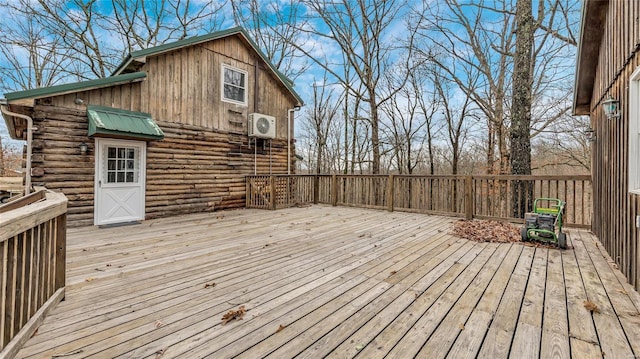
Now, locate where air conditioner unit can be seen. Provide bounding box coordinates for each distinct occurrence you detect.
[248,113,276,139]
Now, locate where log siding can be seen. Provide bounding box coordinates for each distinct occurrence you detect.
[29,105,291,227]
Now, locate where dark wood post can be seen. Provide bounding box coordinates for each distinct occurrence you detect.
[245,177,250,208]
[313,175,319,204]
[387,175,395,212]
[270,176,276,210]
[55,213,67,291]
[331,175,338,207]
[465,176,474,220]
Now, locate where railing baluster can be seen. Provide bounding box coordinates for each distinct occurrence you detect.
[244,174,592,227]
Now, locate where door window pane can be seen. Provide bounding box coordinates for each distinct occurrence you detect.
[104,145,139,184]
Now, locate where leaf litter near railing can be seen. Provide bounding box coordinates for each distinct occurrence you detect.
[452,219,563,249]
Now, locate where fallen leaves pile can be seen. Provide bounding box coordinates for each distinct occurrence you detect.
[452,220,521,243]
[452,219,564,249]
[221,306,246,325]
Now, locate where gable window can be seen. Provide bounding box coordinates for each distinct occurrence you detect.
[222,64,247,105]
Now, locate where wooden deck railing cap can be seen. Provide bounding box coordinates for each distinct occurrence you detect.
[0,190,67,243]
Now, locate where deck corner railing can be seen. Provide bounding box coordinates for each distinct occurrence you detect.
[246,174,592,228]
[0,189,67,359]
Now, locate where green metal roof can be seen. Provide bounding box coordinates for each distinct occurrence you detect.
[4,72,147,102]
[87,105,164,140]
[112,27,303,106]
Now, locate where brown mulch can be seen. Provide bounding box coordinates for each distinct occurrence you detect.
[451,219,563,249]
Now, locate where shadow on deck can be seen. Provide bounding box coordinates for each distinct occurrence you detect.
[15,205,640,358]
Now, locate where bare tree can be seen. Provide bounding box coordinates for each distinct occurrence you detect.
[431,68,475,175]
[111,0,226,53]
[511,0,534,216]
[380,65,438,174]
[416,0,515,175]
[0,0,226,85]
[230,0,309,80]
[303,76,342,174]
[0,8,72,90]
[415,0,579,175]
[285,0,422,174]
[533,114,590,173]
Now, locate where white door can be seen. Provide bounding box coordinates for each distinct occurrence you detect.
[94,139,146,225]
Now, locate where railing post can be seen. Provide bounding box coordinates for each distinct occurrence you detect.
[387,175,395,212]
[313,175,319,204]
[270,176,276,210]
[465,176,474,220]
[245,177,250,208]
[55,213,67,291]
[331,174,338,207]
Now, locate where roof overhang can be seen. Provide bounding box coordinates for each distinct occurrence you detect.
[4,72,147,107]
[88,105,164,141]
[573,0,609,116]
[1,72,148,140]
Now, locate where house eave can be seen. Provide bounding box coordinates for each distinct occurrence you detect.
[573,0,609,116]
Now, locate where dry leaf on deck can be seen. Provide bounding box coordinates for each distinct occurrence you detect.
[459,324,465,330]
[154,320,165,328]
[51,349,84,358]
[204,282,216,289]
[155,347,167,358]
[390,271,397,275]
[276,324,287,333]
[85,277,96,282]
[584,300,600,314]
[222,306,246,324]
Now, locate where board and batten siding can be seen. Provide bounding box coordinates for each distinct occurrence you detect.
[587,1,640,289]
[34,33,297,226]
[50,34,297,139]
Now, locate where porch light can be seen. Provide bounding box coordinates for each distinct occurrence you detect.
[79,142,88,155]
[584,126,596,142]
[602,95,620,119]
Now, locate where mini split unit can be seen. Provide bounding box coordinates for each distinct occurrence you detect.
[248,113,276,139]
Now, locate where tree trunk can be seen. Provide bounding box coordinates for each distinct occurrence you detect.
[511,0,534,217]
[370,99,381,174]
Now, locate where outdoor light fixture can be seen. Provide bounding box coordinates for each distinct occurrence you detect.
[584,126,596,142]
[79,142,88,155]
[602,95,620,119]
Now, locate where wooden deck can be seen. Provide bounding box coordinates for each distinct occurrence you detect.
[14,205,640,359]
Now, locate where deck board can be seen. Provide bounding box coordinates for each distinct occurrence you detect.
[13,205,640,359]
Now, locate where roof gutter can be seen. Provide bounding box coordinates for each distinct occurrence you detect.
[1,103,33,195]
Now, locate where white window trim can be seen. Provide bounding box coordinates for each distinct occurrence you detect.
[221,64,248,106]
[629,66,640,194]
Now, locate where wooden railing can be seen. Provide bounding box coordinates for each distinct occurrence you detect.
[0,189,67,358]
[246,174,592,228]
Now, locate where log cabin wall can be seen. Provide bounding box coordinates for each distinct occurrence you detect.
[587,1,640,289]
[31,33,297,227]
